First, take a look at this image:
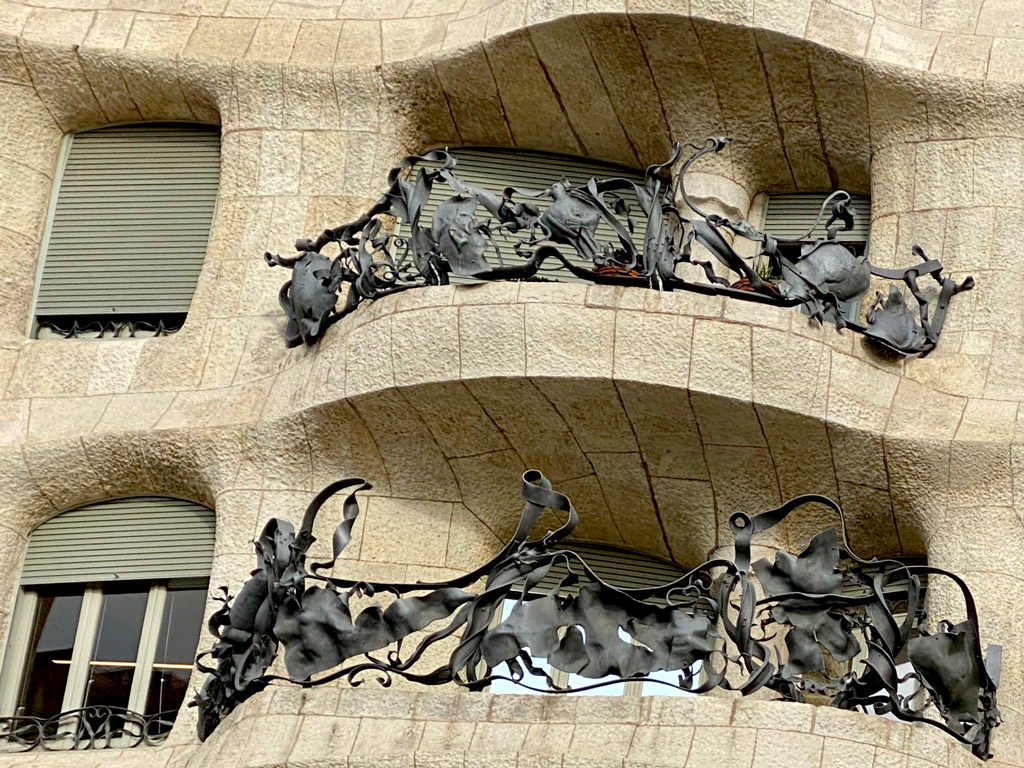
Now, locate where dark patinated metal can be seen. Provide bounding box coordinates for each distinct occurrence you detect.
[265,249,346,348]
[193,473,1001,758]
[265,137,972,356]
[35,316,184,339]
[0,706,175,751]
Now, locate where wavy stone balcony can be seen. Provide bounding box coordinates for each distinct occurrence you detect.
[0,687,974,768]
[0,282,1018,765]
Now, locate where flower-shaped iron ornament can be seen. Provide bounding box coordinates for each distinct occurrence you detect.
[265,137,972,356]
[193,474,1001,759]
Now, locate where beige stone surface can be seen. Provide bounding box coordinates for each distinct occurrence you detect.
[135,687,986,768]
[0,0,1023,765]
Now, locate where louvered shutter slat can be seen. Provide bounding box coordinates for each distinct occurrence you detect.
[21,497,216,586]
[34,123,221,318]
[763,193,871,243]
[526,542,686,595]
[402,149,648,285]
[523,542,922,615]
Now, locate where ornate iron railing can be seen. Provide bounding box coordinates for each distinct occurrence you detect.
[35,315,185,340]
[193,474,1001,758]
[0,706,175,751]
[265,137,972,356]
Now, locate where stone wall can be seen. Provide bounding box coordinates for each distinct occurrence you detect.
[1,0,1023,766]
[0,687,989,768]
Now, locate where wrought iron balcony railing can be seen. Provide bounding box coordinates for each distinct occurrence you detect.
[193,474,1001,759]
[34,314,185,340]
[264,137,971,357]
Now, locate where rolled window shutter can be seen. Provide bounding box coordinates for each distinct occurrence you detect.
[526,542,687,595]
[34,123,221,317]
[20,497,215,586]
[406,148,648,284]
[523,542,924,621]
[763,192,871,243]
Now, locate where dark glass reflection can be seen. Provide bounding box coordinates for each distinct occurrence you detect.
[84,585,148,710]
[18,587,83,718]
[145,587,206,733]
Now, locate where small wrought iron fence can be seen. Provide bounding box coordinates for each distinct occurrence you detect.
[0,705,175,751]
[35,314,185,340]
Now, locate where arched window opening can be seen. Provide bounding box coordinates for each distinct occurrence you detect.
[0,497,215,750]
[762,191,872,255]
[32,123,221,340]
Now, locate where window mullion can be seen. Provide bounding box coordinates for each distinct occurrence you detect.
[61,585,103,712]
[550,667,569,689]
[27,132,73,338]
[0,590,38,717]
[127,583,166,715]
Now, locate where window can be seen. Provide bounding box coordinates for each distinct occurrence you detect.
[762,192,871,254]
[0,497,215,749]
[402,148,647,284]
[31,123,221,339]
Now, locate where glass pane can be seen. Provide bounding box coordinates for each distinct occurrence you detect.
[145,586,207,723]
[144,669,190,728]
[152,588,206,665]
[18,587,83,718]
[84,585,149,710]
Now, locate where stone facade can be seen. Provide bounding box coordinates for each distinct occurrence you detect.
[0,0,1023,766]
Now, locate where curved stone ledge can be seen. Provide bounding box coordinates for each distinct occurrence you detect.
[0,283,957,432]
[0,688,986,767]
[0,284,1013,564]
[180,687,984,768]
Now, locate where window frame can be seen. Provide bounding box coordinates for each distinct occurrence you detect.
[26,122,221,340]
[0,577,207,721]
[25,131,73,339]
